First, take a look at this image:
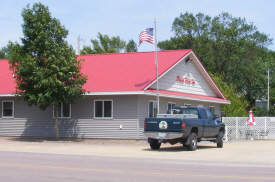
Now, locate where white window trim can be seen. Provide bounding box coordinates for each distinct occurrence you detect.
[184,103,191,106]
[198,104,203,108]
[148,100,157,118]
[209,106,215,114]
[2,100,14,118]
[167,102,176,110]
[53,103,71,118]
[94,99,113,119]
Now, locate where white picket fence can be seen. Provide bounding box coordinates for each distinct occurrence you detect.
[222,117,275,140]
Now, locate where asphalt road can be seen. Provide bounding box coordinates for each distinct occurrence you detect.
[0,150,275,182]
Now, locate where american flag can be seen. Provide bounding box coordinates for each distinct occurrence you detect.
[139,28,154,46]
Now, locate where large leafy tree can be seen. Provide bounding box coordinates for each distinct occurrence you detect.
[159,12,273,107]
[81,33,137,54]
[211,73,248,116]
[9,3,88,140]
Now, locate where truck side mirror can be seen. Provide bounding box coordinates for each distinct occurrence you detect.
[214,114,221,122]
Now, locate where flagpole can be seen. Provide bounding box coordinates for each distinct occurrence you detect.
[154,18,159,114]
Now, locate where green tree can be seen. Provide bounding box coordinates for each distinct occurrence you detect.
[0,41,16,59]
[158,12,273,107]
[9,3,88,140]
[267,50,275,104]
[211,73,248,117]
[0,49,4,59]
[125,39,137,52]
[81,34,137,54]
[81,33,126,54]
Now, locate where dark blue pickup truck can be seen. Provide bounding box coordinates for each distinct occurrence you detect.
[143,106,225,151]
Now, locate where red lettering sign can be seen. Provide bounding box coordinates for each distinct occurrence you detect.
[177,76,195,84]
[177,76,184,82]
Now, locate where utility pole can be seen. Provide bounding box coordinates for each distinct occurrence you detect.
[268,68,270,112]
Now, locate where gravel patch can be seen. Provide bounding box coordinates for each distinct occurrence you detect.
[0,136,274,165]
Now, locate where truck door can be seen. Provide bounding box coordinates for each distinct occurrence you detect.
[205,109,220,137]
[200,108,219,137]
[199,108,211,137]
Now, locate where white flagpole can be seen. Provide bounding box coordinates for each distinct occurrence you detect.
[154,18,159,114]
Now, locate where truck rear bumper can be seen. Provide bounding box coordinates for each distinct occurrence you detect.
[143,131,184,140]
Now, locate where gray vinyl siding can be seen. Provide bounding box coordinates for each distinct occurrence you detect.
[149,57,217,97]
[0,95,221,139]
[0,95,140,139]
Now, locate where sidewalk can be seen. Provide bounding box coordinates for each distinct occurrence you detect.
[0,137,274,165]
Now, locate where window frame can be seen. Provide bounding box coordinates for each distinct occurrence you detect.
[167,102,176,110]
[2,100,14,118]
[53,103,71,118]
[209,106,215,115]
[94,99,113,119]
[148,100,157,118]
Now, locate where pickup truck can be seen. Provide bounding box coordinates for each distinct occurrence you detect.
[143,106,225,151]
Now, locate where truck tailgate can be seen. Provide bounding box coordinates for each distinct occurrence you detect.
[144,118,183,132]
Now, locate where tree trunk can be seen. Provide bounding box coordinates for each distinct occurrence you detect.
[54,105,59,140]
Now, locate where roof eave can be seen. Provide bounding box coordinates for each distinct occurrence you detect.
[0,91,230,104]
[0,94,14,97]
[143,91,231,104]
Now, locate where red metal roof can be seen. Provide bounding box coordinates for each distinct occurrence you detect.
[78,49,192,92]
[0,50,229,103]
[0,59,16,94]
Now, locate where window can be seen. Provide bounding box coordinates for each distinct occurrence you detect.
[94,100,113,118]
[209,106,215,115]
[148,101,157,118]
[198,104,203,108]
[2,101,14,118]
[167,102,176,110]
[205,109,214,119]
[53,103,71,118]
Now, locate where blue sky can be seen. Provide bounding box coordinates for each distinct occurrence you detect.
[1,0,275,53]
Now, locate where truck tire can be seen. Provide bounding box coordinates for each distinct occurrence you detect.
[217,131,223,148]
[150,139,161,150]
[186,133,197,151]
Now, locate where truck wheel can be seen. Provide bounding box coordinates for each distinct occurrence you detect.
[217,131,223,148]
[186,133,197,151]
[150,139,161,150]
